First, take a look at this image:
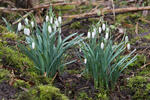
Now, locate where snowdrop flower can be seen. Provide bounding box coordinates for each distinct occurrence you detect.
[50,17,53,24]
[87,32,91,38]
[125,36,129,43]
[99,27,102,33]
[105,32,109,40]
[127,43,130,50]
[79,48,81,52]
[102,23,106,31]
[93,28,96,33]
[17,22,22,31]
[48,25,52,33]
[31,21,34,28]
[25,18,29,25]
[92,31,96,38]
[84,58,87,64]
[24,28,30,36]
[46,16,49,22]
[58,16,62,24]
[101,42,104,49]
[32,42,35,49]
[55,19,59,27]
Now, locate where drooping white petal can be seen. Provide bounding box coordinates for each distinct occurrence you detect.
[125,36,129,43]
[24,28,30,36]
[127,43,130,50]
[50,17,53,24]
[84,58,87,64]
[46,16,49,22]
[55,19,59,27]
[99,27,102,33]
[79,48,82,52]
[18,22,22,31]
[93,28,96,34]
[25,18,29,25]
[87,32,91,38]
[105,32,109,40]
[102,23,106,31]
[32,42,35,49]
[48,25,52,33]
[92,31,96,38]
[101,42,104,49]
[31,21,34,28]
[58,16,62,24]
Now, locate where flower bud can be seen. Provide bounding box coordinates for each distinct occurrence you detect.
[84,58,87,64]
[31,21,34,28]
[32,42,35,49]
[48,25,52,33]
[127,43,130,50]
[105,32,109,40]
[24,28,30,36]
[58,16,62,24]
[99,27,102,33]
[55,19,59,27]
[92,31,96,38]
[87,32,91,38]
[17,22,22,31]
[102,23,106,31]
[101,42,104,49]
[25,18,29,25]
[46,16,49,22]
[50,17,53,24]
[125,36,129,43]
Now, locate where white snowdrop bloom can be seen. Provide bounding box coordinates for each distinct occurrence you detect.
[105,32,109,40]
[46,16,49,22]
[99,27,102,33]
[58,16,62,24]
[87,32,91,38]
[24,28,30,36]
[79,48,81,52]
[93,28,96,33]
[50,17,53,24]
[102,23,106,31]
[125,36,129,43]
[48,25,52,33]
[101,42,104,49]
[92,31,96,38]
[17,22,22,31]
[84,58,87,64]
[31,21,34,28]
[127,43,131,50]
[55,19,59,27]
[32,42,35,49]
[25,18,29,25]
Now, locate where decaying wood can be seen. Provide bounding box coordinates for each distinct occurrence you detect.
[63,6,150,18]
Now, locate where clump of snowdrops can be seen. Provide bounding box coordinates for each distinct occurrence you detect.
[15,8,83,77]
[80,17,137,90]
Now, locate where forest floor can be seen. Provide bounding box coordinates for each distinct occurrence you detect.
[0,0,150,100]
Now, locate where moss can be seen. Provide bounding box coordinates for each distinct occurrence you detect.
[0,25,7,33]
[127,76,150,100]
[17,85,68,100]
[0,45,34,73]
[70,22,82,29]
[13,79,31,89]
[128,55,146,69]
[77,92,92,100]
[0,69,10,83]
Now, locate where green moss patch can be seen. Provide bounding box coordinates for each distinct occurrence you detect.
[17,85,68,100]
[0,69,11,83]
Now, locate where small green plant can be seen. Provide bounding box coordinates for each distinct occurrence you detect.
[80,17,137,90]
[17,8,83,77]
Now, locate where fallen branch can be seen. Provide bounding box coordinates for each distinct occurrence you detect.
[63,6,150,18]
